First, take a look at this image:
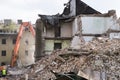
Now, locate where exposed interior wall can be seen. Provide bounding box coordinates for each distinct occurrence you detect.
[62,40,71,49]
[45,40,71,54]
[44,22,72,38]
[83,36,94,42]
[82,16,120,39]
[72,16,82,36]
[81,17,111,34]
[45,26,54,37]
[109,16,120,38]
[42,21,72,54]
[61,22,72,37]
[71,13,120,42]
[45,40,54,54]
[110,33,120,39]
[72,18,78,36]
[18,29,35,67]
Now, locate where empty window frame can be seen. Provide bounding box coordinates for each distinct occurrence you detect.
[2,39,6,44]
[13,39,16,44]
[1,50,6,56]
[54,43,62,50]
[1,62,6,66]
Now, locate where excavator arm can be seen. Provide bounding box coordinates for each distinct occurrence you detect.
[11,22,35,67]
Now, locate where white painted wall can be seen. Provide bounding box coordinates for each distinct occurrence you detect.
[83,36,94,42]
[72,15,120,41]
[81,17,111,34]
[110,17,120,30]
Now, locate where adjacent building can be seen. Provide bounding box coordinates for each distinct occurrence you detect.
[0,31,17,66]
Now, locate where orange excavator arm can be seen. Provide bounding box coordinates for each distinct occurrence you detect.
[11,22,35,67]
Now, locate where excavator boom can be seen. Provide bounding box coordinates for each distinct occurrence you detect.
[11,22,35,67]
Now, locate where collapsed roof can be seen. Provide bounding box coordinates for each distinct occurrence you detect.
[38,0,101,27]
[62,0,100,16]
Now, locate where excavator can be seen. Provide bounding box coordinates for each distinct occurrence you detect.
[0,22,35,71]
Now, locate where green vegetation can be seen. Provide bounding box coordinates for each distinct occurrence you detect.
[0,21,19,31]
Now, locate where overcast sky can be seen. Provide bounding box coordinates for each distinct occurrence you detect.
[0,0,120,24]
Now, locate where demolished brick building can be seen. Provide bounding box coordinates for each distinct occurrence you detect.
[35,0,120,59]
[6,0,120,80]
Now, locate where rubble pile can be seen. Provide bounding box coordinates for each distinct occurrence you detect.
[80,38,120,80]
[7,38,120,80]
[14,49,87,80]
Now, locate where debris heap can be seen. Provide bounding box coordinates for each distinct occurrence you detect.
[7,38,120,80]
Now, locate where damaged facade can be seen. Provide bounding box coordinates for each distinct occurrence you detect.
[35,0,99,57]
[35,0,120,57]
[73,10,120,42]
[18,28,35,67]
[5,0,120,80]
